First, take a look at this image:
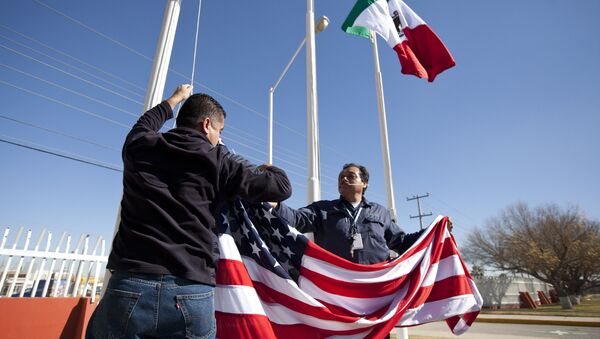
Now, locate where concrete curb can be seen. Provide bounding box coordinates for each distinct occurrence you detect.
[476,317,600,327]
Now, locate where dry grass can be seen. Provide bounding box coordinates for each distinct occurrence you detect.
[481,294,600,317]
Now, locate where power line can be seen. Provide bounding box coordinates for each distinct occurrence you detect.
[0,31,145,100]
[0,134,122,172]
[33,0,153,62]
[9,1,390,202]
[0,63,138,118]
[0,43,143,106]
[30,0,356,166]
[0,24,146,92]
[0,80,130,128]
[0,114,119,151]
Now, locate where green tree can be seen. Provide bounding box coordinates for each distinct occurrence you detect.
[463,203,600,309]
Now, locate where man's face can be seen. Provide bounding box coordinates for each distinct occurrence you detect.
[338,166,367,200]
[206,118,224,146]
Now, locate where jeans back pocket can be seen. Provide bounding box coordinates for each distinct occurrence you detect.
[91,288,141,339]
[176,291,215,339]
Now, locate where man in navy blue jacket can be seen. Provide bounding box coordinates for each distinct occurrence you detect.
[87,85,292,339]
[275,163,422,264]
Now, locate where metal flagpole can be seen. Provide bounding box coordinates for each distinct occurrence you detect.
[306,0,321,203]
[101,0,182,299]
[370,30,408,339]
[370,31,398,219]
[143,0,182,112]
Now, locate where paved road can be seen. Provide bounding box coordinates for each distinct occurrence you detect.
[400,321,600,339]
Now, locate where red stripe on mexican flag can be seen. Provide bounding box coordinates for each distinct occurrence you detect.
[342,0,455,82]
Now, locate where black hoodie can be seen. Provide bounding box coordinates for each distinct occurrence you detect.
[107,101,291,285]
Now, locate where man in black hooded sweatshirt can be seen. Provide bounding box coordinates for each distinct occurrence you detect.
[86,85,292,339]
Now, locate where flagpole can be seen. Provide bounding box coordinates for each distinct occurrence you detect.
[370,30,408,339]
[306,0,320,203]
[101,0,182,299]
[370,32,398,219]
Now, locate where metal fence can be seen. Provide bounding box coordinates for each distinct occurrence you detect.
[0,227,108,302]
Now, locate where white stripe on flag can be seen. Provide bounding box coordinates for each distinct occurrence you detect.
[399,294,481,326]
[297,274,407,315]
[215,285,266,315]
[302,247,427,282]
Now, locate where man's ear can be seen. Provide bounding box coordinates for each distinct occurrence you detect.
[200,118,211,135]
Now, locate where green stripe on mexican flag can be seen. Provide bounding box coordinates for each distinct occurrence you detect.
[342,0,455,82]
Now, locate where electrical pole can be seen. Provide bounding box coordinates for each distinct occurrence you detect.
[407,193,432,230]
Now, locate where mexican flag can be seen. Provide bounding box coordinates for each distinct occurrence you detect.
[342,0,455,82]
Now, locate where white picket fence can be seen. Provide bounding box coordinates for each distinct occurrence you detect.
[0,227,108,302]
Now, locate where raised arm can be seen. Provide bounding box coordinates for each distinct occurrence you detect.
[125,84,192,145]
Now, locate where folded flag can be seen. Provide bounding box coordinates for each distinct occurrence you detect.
[342,0,456,82]
[214,201,482,338]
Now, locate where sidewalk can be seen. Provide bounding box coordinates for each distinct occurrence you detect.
[476,313,600,327]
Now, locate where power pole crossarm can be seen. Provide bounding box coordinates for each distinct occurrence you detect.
[407,193,432,230]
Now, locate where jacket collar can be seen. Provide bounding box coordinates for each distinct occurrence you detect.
[336,196,373,210]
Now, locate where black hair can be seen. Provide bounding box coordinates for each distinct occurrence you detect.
[176,93,226,129]
[340,163,369,193]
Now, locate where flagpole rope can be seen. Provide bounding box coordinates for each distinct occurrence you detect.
[173,0,202,128]
[190,0,202,88]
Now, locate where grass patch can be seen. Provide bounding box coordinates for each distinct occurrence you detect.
[481,294,600,317]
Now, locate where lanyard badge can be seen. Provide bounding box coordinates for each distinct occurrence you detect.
[347,207,364,257]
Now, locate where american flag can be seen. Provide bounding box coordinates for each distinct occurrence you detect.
[215,201,482,338]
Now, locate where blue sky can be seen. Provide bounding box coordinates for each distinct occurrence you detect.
[1,0,599,250]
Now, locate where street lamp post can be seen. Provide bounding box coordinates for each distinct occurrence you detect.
[267,15,329,166]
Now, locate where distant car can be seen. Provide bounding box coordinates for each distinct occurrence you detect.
[11,280,51,297]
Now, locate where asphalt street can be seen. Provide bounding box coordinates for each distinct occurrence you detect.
[401,321,600,339]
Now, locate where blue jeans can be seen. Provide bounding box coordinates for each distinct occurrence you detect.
[86,272,216,339]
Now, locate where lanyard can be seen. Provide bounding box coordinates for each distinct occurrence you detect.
[345,206,362,236]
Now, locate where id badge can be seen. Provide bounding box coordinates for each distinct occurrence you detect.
[351,233,364,250]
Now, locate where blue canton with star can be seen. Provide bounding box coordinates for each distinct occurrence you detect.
[216,200,309,282]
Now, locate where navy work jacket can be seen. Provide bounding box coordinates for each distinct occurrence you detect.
[276,197,423,264]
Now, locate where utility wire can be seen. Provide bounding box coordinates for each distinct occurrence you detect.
[1,63,138,117]
[1,74,351,195]
[30,0,348,161]
[0,43,143,106]
[0,114,119,151]
[0,31,144,100]
[0,134,122,172]
[0,24,146,92]
[33,0,153,62]
[16,1,387,200]
[0,80,130,128]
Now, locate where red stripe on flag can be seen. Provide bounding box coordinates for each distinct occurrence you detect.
[270,322,376,339]
[421,275,473,304]
[216,259,253,286]
[304,224,440,271]
[253,282,361,323]
[216,312,276,338]
[300,266,410,298]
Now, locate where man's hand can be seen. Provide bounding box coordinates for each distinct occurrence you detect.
[167,84,193,109]
[257,163,272,171]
